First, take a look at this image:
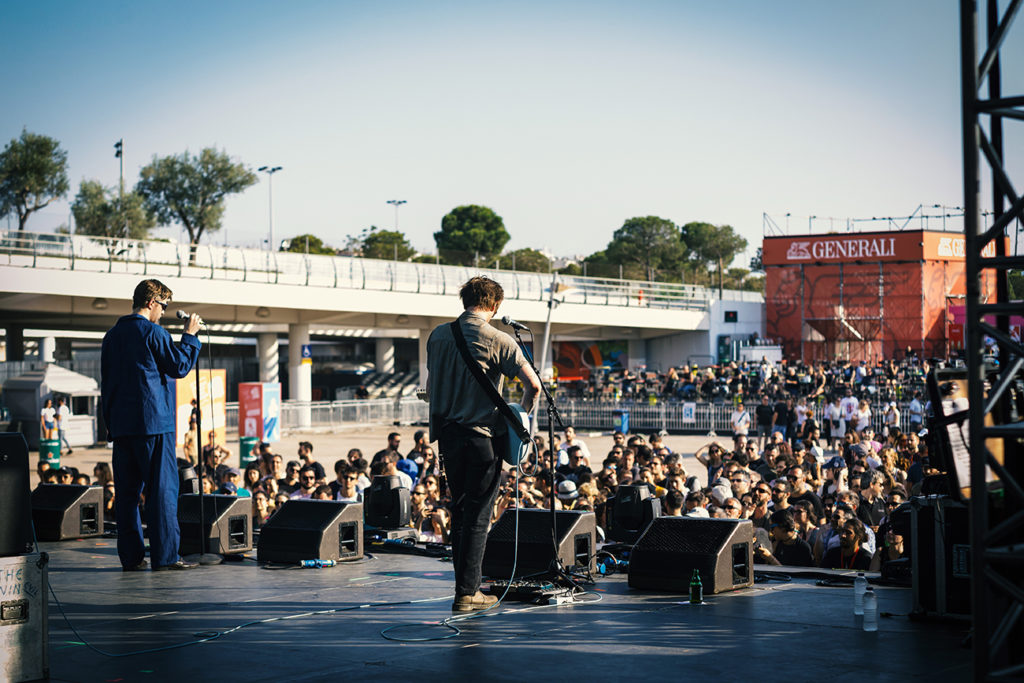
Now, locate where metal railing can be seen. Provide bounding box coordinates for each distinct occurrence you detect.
[223,396,911,436]
[224,397,429,432]
[0,230,762,308]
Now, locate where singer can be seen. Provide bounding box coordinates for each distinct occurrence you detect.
[426,276,540,611]
[101,279,202,571]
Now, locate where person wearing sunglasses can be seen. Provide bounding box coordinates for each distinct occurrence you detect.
[329,460,362,503]
[288,464,320,500]
[102,279,201,572]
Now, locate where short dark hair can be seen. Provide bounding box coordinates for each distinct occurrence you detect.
[334,458,349,475]
[132,279,172,309]
[459,276,504,310]
[299,464,317,477]
[770,509,797,531]
[664,489,685,510]
[388,432,401,441]
[414,430,426,442]
[299,441,313,452]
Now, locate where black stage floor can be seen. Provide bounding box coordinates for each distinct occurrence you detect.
[40,537,972,683]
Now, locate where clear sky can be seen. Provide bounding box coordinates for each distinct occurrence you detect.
[3,1,1020,263]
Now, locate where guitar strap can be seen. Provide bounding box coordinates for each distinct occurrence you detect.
[449,320,530,441]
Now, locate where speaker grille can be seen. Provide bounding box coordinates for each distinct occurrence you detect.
[634,517,736,555]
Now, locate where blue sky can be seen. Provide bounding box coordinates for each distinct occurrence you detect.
[3,1,1020,262]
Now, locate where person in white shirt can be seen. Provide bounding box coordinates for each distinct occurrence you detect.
[854,399,872,433]
[731,403,751,438]
[56,397,73,454]
[40,398,56,440]
[824,396,843,450]
[883,402,900,438]
[839,389,859,432]
[908,391,924,433]
[563,426,591,468]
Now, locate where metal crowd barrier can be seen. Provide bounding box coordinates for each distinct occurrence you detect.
[225,397,430,433]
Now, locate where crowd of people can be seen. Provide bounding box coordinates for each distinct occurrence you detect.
[558,354,932,408]
[35,411,925,575]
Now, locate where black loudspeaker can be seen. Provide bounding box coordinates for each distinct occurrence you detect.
[31,484,104,541]
[178,494,253,555]
[179,465,199,496]
[0,433,35,555]
[910,496,970,618]
[628,517,754,594]
[607,485,662,544]
[257,500,363,563]
[365,475,411,529]
[482,509,596,579]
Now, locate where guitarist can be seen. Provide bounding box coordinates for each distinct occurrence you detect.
[427,276,541,612]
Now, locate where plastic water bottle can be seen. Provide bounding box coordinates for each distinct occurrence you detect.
[863,587,878,632]
[853,572,867,615]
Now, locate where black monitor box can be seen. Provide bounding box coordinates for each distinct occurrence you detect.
[364,475,411,529]
[257,500,363,563]
[607,485,661,544]
[31,484,104,541]
[628,516,754,595]
[178,494,253,555]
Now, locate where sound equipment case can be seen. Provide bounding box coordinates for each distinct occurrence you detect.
[0,552,48,682]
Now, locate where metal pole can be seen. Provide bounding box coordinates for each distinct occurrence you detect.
[959,1,988,679]
[533,272,558,433]
[258,166,283,252]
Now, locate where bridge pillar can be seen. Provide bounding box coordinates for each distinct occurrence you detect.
[628,339,647,371]
[39,336,56,363]
[288,323,311,428]
[375,337,395,374]
[257,333,279,384]
[5,326,24,361]
[418,327,429,388]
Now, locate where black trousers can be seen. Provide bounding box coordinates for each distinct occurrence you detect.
[438,423,505,596]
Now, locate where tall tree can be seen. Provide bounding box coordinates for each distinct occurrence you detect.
[0,130,69,232]
[605,216,685,281]
[71,180,154,245]
[282,233,335,255]
[357,226,416,260]
[136,148,257,263]
[434,205,510,266]
[749,246,763,272]
[498,247,550,272]
[680,221,748,295]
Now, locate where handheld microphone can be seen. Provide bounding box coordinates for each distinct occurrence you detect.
[176,310,204,325]
[501,315,530,331]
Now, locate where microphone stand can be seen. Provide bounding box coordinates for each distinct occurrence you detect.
[509,327,583,594]
[184,320,222,566]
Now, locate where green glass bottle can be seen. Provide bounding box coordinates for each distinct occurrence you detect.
[689,568,703,604]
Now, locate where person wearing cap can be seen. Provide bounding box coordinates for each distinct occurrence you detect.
[819,456,849,499]
[101,279,201,572]
[426,276,540,613]
[218,481,238,496]
[556,480,580,509]
[222,468,249,498]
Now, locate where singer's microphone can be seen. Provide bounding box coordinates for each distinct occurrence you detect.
[176,310,204,325]
[501,315,529,331]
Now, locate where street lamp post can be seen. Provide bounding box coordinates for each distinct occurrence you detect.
[386,199,407,232]
[258,166,283,251]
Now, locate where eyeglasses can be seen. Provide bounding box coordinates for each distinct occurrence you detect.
[412,491,426,496]
[724,505,741,511]
[345,475,359,481]
[772,488,786,494]
[154,300,169,310]
[301,475,316,481]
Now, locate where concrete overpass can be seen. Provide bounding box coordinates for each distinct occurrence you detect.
[0,231,763,401]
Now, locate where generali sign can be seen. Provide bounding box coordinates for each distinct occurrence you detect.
[763,231,998,265]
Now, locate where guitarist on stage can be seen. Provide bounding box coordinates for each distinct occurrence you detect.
[426,276,540,612]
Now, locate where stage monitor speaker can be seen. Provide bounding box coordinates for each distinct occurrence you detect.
[178,494,253,555]
[257,500,363,563]
[31,484,104,542]
[910,495,970,618]
[628,517,754,594]
[482,509,596,579]
[607,485,661,544]
[0,433,35,556]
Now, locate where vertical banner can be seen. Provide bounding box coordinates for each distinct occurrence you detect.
[239,382,281,442]
[682,402,696,423]
[176,369,227,447]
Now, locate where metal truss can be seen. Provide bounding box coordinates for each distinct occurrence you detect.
[960,0,1024,679]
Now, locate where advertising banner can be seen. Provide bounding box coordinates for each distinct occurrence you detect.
[176,369,227,448]
[239,382,282,442]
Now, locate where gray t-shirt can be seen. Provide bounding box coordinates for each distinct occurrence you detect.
[426,310,527,442]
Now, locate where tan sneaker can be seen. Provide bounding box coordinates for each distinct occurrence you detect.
[452,591,499,612]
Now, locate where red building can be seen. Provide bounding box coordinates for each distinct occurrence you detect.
[763,230,1000,362]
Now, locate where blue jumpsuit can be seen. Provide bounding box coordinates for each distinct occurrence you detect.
[101,314,200,568]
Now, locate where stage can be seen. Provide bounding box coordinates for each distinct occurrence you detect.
[38,536,971,682]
